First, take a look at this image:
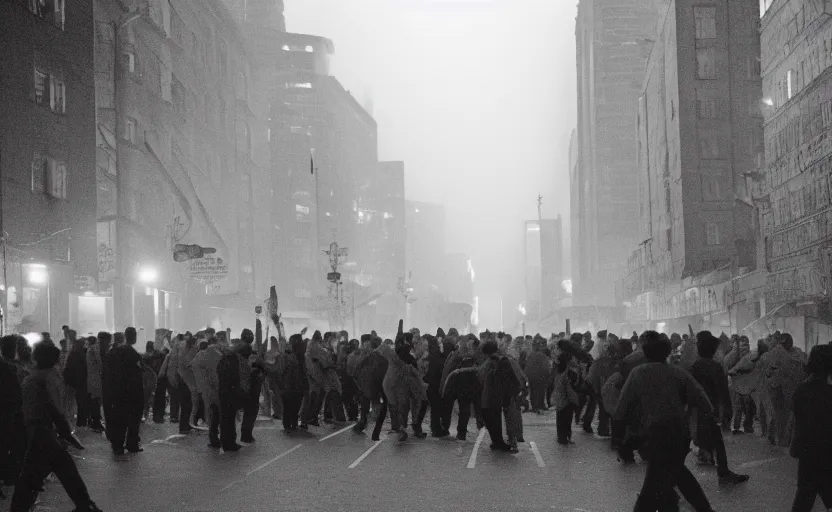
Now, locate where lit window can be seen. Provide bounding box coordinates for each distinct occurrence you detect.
[124,118,137,144]
[50,76,65,113]
[34,69,47,104]
[706,222,721,245]
[305,45,314,52]
[787,69,794,99]
[296,204,310,215]
[760,0,773,17]
[288,82,313,89]
[694,7,716,39]
[290,126,304,134]
[47,160,67,199]
[123,51,136,73]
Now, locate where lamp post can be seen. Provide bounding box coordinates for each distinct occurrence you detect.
[324,241,348,330]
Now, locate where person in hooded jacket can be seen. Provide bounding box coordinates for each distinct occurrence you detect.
[588,338,617,438]
[85,333,106,432]
[175,332,199,435]
[442,338,483,440]
[274,334,309,432]
[789,344,832,512]
[478,341,514,452]
[216,339,245,452]
[524,337,551,414]
[353,337,388,439]
[726,336,756,434]
[234,328,267,444]
[63,334,88,429]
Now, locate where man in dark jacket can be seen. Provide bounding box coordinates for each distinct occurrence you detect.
[63,334,88,429]
[103,327,144,455]
[423,335,447,436]
[615,331,715,512]
[9,342,102,512]
[235,328,266,444]
[478,341,512,452]
[278,335,309,431]
[690,331,749,486]
[217,341,245,451]
[789,344,832,512]
[0,335,25,494]
[442,341,483,441]
[353,337,388,438]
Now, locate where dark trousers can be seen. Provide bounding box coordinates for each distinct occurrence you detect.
[416,398,429,430]
[698,416,729,475]
[481,407,505,446]
[427,392,444,433]
[105,403,142,452]
[219,402,238,449]
[634,423,712,512]
[455,398,476,437]
[193,393,205,424]
[169,382,180,420]
[178,382,193,432]
[582,391,597,429]
[152,379,168,422]
[208,404,220,445]
[72,387,88,427]
[281,392,303,430]
[596,399,611,437]
[556,404,576,442]
[86,395,103,428]
[10,426,94,512]
[0,412,25,484]
[241,381,261,442]
[341,382,359,421]
[529,381,547,411]
[371,393,389,440]
[791,460,832,512]
[732,393,756,432]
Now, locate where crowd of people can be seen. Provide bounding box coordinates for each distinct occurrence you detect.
[0,322,831,512]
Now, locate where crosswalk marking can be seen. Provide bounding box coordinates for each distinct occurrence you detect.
[348,439,385,469]
[319,423,356,442]
[246,443,303,477]
[529,441,545,467]
[466,428,486,469]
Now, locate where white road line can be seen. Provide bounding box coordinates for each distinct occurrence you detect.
[319,423,355,442]
[466,428,486,469]
[245,443,303,477]
[529,441,545,467]
[348,439,384,469]
[738,457,781,469]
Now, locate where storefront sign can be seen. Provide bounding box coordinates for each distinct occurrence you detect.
[190,256,229,283]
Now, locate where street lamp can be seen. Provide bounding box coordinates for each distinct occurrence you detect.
[25,264,49,286]
[137,266,158,284]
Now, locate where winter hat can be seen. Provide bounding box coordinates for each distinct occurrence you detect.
[448,328,459,337]
[597,330,608,340]
[312,330,323,342]
[410,328,421,339]
[436,328,446,339]
[807,344,832,375]
[360,334,372,343]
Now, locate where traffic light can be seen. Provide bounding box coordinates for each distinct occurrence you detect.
[173,244,217,262]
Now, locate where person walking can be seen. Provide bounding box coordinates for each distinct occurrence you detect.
[85,333,106,433]
[689,332,749,486]
[103,327,144,455]
[789,344,832,512]
[192,336,226,448]
[275,334,309,432]
[614,330,717,512]
[9,342,103,512]
[478,341,512,452]
[726,336,757,434]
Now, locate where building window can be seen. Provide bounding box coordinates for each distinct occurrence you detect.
[698,98,717,119]
[31,153,47,193]
[47,160,67,199]
[34,69,47,105]
[697,48,716,79]
[53,0,65,29]
[706,222,721,245]
[665,228,672,251]
[787,69,794,99]
[288,82,313,89]
[694,7,717,39]
[50,76,65,114]
[123,51,136,74]
[699,131,720,159]
[665,184,671,213]
[702,175,724,200]
[124,117,137,144]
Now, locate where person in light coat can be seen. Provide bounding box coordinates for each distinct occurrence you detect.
[191,336,225,448]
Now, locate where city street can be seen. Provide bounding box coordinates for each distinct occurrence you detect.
[1,412,822,512]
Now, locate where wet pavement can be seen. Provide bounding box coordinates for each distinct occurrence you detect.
[0,411,824,512]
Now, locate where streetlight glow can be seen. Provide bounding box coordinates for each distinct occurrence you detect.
[138,266,158,284]
[26,266,49,285]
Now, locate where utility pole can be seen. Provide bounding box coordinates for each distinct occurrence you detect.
[324,240,348,331]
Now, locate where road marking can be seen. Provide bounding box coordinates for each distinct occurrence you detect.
[466,428,486,469]
[319,423,355,442]
[348,439,384,469]
[529,441,545,467]
[738,457,781,469]
[246,444,303,477]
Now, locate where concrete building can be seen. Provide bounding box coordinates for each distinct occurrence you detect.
[618,0,761,334]
[93,0,270,333]
[572,0,664,307]
[524,218,563,331]
[0,0,98,336]
[751,0,832,349]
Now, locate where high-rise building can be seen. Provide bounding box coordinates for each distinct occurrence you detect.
[573,0,664,306]
[524,218,563,328]
[0,0,97,336]
[619,0,761,331]
[93,0,270,333]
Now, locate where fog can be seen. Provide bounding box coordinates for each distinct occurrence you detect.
[285,0,578,328]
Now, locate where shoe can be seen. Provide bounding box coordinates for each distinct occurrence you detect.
[308,420,321,427]
[719,472,750,486]
[299,423,309,430]
[508,443,519,454]
[371,433,380,441]
[490,443,512,452]
[397,430,408,443]
[456,433,467,441]
[431,431,446,438]
[169,417,179,423]
[240,437,255,444]
[112,447,125,456]
[516,436,525,443]
[208,441,222,449]
[352,420,367,433]
[179,428,193,435]
[732,429,743,435]
[126,447,143,453]
[72,501,104,512]
[222,444,242,452]
[412,429,427,439]
[583,426,594,434]
[744,428,754,434]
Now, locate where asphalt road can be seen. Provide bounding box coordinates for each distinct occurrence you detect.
[0,411,823,512]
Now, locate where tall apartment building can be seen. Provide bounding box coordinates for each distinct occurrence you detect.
[755,0,832,348]
[93,0,270,333]
[573,0,663,307]
[0,0,98,336]
[620,0,761,330]
[524,218,563,329]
